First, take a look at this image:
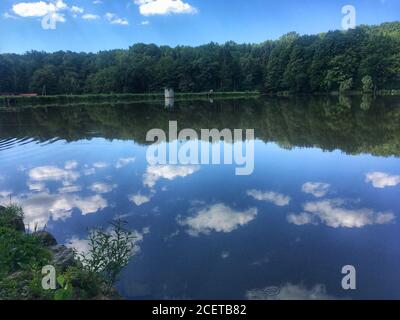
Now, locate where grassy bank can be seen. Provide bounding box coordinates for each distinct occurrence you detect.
[0,91,260,108]
[0,205,135,300]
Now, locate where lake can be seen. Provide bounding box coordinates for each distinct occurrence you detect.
[1,95,400,300]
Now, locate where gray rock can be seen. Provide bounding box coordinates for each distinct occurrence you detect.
[51,245,76,270]
[33,231,58,247]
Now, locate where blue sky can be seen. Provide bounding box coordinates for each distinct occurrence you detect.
[0,0,399,53]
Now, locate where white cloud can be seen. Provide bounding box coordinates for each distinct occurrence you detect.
[287,212,316,226]
[301,182,330,198]
[65,236,90,255]
[141,20,150,25]
[0,190,13,198]
[0,191,107,229]
[29,166,80,183]
[82,13,100,20]
[89,182,116,194]
[134,0,197,16]
[365,172,400,189]
[57,185,82,193]
[12,0,68,23]
[3,12,18,19]
[116,157,136,169]
[246,283,337,300]
[83,168,96,176]
[178,203,257,236]
[92,162,109,169]
[143,165,199,188]
[247,190,291,207]
[105,12,129,25]
[13,1,61,17]
[71,5,84,14]
[64,160,78,170]
[288,199,395,228]
[27,182,48,192]
[129,193,152,206]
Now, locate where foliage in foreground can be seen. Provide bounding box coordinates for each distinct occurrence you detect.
[0,205,135,300]
[79,220,139,291]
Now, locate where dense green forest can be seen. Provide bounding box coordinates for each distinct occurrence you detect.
[1,96,400,157]
[1,22,400,95]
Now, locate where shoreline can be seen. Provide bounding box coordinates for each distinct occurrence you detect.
[0,92,260,109]
[2,89,400,108]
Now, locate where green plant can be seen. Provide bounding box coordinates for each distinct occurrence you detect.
[0,227,51,275]
[362,75,374,93]
[53,274,74,300]
[0,204,24,229]
[79,220,138,291]
[339,78,353,92]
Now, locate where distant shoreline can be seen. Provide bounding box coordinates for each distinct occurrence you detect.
[2,90,400,109]
[0,92,260,108]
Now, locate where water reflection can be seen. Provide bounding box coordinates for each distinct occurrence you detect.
[1,96,400,299]
[1,95,400,157]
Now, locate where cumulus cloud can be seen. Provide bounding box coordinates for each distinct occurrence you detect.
[70,5,83,14]
[365,172,400,189]
[64,160,78,170]
[88,182,116,194]
[92,162,109,169]
[29,166,80,183]
[134,0,197,16]
[27,182,48,192]
[11,0,74,23]
[57,185,82,193]
[105,12,129,25]
[246,283,337,300]
[65,236,90,255]
[247,189,291,207]
[83,168,96,176]
[178,203,257,236]
[82,13,99,20]
[288,199,395,228]
[287,212,316,226]
[129,193,152,206]
[0,191,107,229]
[301,182,330,198]
[13,0,66,17]
[116,157,136,169]
[143,165,199,188]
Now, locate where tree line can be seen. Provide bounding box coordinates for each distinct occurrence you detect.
[1,22,400,95]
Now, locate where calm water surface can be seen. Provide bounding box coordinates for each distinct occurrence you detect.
[1,96,400,300]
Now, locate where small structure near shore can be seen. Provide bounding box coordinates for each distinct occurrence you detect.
[165,88,175,108]
[165,88,174,99]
